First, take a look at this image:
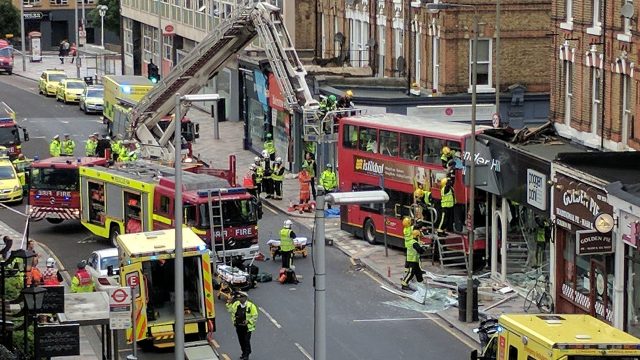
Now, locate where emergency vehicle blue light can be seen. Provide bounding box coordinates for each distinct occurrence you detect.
[35,195,41,199]
[150,255,158,260]
[496,325,503,333]
[0,118,12,124]
[122,85,131,94]
[197,187,246,197]
[34,155,39,161]
[63,196,71,201]
[197,244,207,252]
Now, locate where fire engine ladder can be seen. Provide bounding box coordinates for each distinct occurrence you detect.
[303,108,366,143]
[207,191,226,265]
[435,234,469,273]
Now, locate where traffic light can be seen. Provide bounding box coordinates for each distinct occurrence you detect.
[147,62,160,83]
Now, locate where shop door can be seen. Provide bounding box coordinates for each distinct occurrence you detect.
[590,259,612,322]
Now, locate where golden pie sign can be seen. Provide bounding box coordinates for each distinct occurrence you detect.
[594,213,614,233]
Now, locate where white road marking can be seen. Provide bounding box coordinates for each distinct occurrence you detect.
[294,342,313,360]
[263,203,278,214]
[258,306,282,329]
[60,120,69,123]
[353,317,436,322]
[28,136,46,139]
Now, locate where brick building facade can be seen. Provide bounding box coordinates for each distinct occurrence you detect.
[317,0,551,96]
[551,0,640,150]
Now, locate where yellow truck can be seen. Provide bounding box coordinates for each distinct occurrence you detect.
[102,75,154,136]
[118,228,216,349]
[472,314,640,360]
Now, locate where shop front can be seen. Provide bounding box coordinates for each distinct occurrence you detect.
[551,169,614,324]
[240,59,269,154]
[268,73,292,166]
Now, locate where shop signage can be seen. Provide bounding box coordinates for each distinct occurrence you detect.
[553,175,613,231]
[576,229,613,255]
[463,150,501,172]
[108,287,132,330]
[23,12,45,20]
[620,210,640,248]
[268,73,286,111]
[40,285,64,314]
[527,169,547,211]
[36,323,80,357]
[353,155,445,188]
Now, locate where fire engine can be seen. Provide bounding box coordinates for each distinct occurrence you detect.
[78,159,260,259]
[0,102,29,160]
[28,156,108,223]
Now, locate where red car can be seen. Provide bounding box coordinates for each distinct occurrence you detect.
[0,40,14,75]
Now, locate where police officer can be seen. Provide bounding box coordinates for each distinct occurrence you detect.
[263,133,276,161]
[437,177,455,236]
[49,135,61,157]
[71,260,95,293]
[61,133,76,156]
[86,133,98,156]
[401,229,427,291]
[271,157,285,200]
[226,291,258,360]
[279,219,296,269]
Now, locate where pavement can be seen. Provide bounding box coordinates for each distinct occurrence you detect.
[9,52,534,353]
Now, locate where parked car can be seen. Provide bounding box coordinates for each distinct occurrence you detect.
[0,40,14,75]
[38,69,67,96]
[79,86,104,114]
[86,248,119,291]
[56,78,87,104]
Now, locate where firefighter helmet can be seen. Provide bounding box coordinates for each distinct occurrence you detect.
[261,150,269,158]
[402,217,412,228]
[275,157,282,163]
[250,164,257,171]
[440,177,449,187]
[414,189,424,199]
[328,95,337,102]
[412,230,421,238]
[254,156,260,163]
[283,219,293,229]
[345,90,354,98]
[441,146,451,155]
[46,258,55,268]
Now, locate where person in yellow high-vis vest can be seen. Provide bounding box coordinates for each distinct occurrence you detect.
[401,229,427,291]
[437,177,455,236]
[61,134,76,156]
[271,157,285,200]
[49,135,61,157]
[535,215,551,267]
[279,219,296,269]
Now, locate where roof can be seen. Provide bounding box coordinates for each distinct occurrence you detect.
[515,142,591,162]
[104,75,154,86]
[33,156,107,168]
[42,69,66,74]
[117,228,205,256]
[556,152,640,184]
[62,78,85,83]
[92,247,118,259]
[500,314,640,346]
[344,113,490,138]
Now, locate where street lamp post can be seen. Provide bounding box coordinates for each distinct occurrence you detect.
[157,0,163,78]
[427,2,479,324]
[314,189,389,360]
[19,1,26,71]
[97,5,109,48]
[173,93,220,360]
[21,286,46,360]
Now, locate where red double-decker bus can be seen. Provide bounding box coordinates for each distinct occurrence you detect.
[29,157,108,223]
[337,113,488,259]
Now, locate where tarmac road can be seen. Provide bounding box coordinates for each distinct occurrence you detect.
[0,75,474,359]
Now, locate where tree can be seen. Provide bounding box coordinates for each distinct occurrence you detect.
[0,0,20,39]
[89,0,120,35]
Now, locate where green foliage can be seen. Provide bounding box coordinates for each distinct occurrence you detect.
[11,323,33,359]
[0,0,19,39]
[89,0,120,35]
[0,344,16,360]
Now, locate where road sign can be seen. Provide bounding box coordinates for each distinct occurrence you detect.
[108,287,132,330]
[126,273,139,288]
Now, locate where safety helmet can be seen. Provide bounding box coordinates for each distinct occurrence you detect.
[275,157,282,163]
[77,260,87,269]
[53,135,60,140]
[283,219,293,229]
[326,163,332,168]
[328,95,337,102]
[441,146,451,155]
[345,90,353,97]
[454,151,461,158]
[254,156,261,163]
[440,177,449,187]
[412,230,421,238]
[414,189,424,199]
[266,133,273,139]
[250,164,257,171]
[402,217,412,228]
[46,258,55,268]
[261,150,269,158]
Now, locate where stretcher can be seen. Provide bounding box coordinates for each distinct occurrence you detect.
[214,264,252,300]
[267,237,308,260]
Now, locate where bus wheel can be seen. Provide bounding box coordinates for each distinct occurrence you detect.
[109,225,120,247]
[363,219,377,245]
[45,218,64,224]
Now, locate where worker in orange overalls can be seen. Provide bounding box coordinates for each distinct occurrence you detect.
[297,166,312,214]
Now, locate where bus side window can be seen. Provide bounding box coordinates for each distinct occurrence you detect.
[508,345,517,360]
[422,137,445,164]
[400,133,420,161]
[343,125,357,149]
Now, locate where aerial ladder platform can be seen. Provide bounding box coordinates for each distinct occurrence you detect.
[129,1,319,161]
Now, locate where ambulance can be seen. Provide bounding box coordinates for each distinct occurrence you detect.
[472,314,640,360]
[79,160,260,259]
[117,228,215,348]
[102,75,154,135]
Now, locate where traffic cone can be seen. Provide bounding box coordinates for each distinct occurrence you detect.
[387,266,391,278]
[288,200,294,212]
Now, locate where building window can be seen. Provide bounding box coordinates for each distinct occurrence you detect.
[618,0,633,42]
[587,0,603,35]
[24,0,41,5]
[414,22,421,86]
[432,36,440,92]
[49,0,68,5]
[621,74,632,143]
[591,67,602,134]
[560,0,573,29]
[163,35,173,64]
[469,39,492,89]
[394,26,404,75]
[564,60,573,125]
[124,18,133,57]
[348,16,369,68]
[333,15,339,57]
[321,12,326,58]
[378,24,385,77]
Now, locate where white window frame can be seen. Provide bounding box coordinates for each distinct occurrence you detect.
[617,0,633,42]
[378,24,385,77]
[591,67,602,134]
[621,74,632,144]
[163,34,173,65]
[587,0,603,35]
[361,20,369,68]
[321,12,326,58]
[124,18,134,57]
[468,38,493,92]
[349,18,356,66]
[393,19,404,76]
[414,21,421,86]
[564,60,573,126]
[142,25,154,63]
[432,35,439,92]
[333,15,339,57]
[560,0,574,30]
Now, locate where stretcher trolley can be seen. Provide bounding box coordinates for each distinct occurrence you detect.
[267,237,308,261]
[214,264,253,301]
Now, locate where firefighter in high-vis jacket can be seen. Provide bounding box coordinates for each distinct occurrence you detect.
[254,157,264,196]
[71,260,95,293]
[437,177,455,236]
[401,229,427,291]
[535,215,551,267]
[279,219,296,269]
